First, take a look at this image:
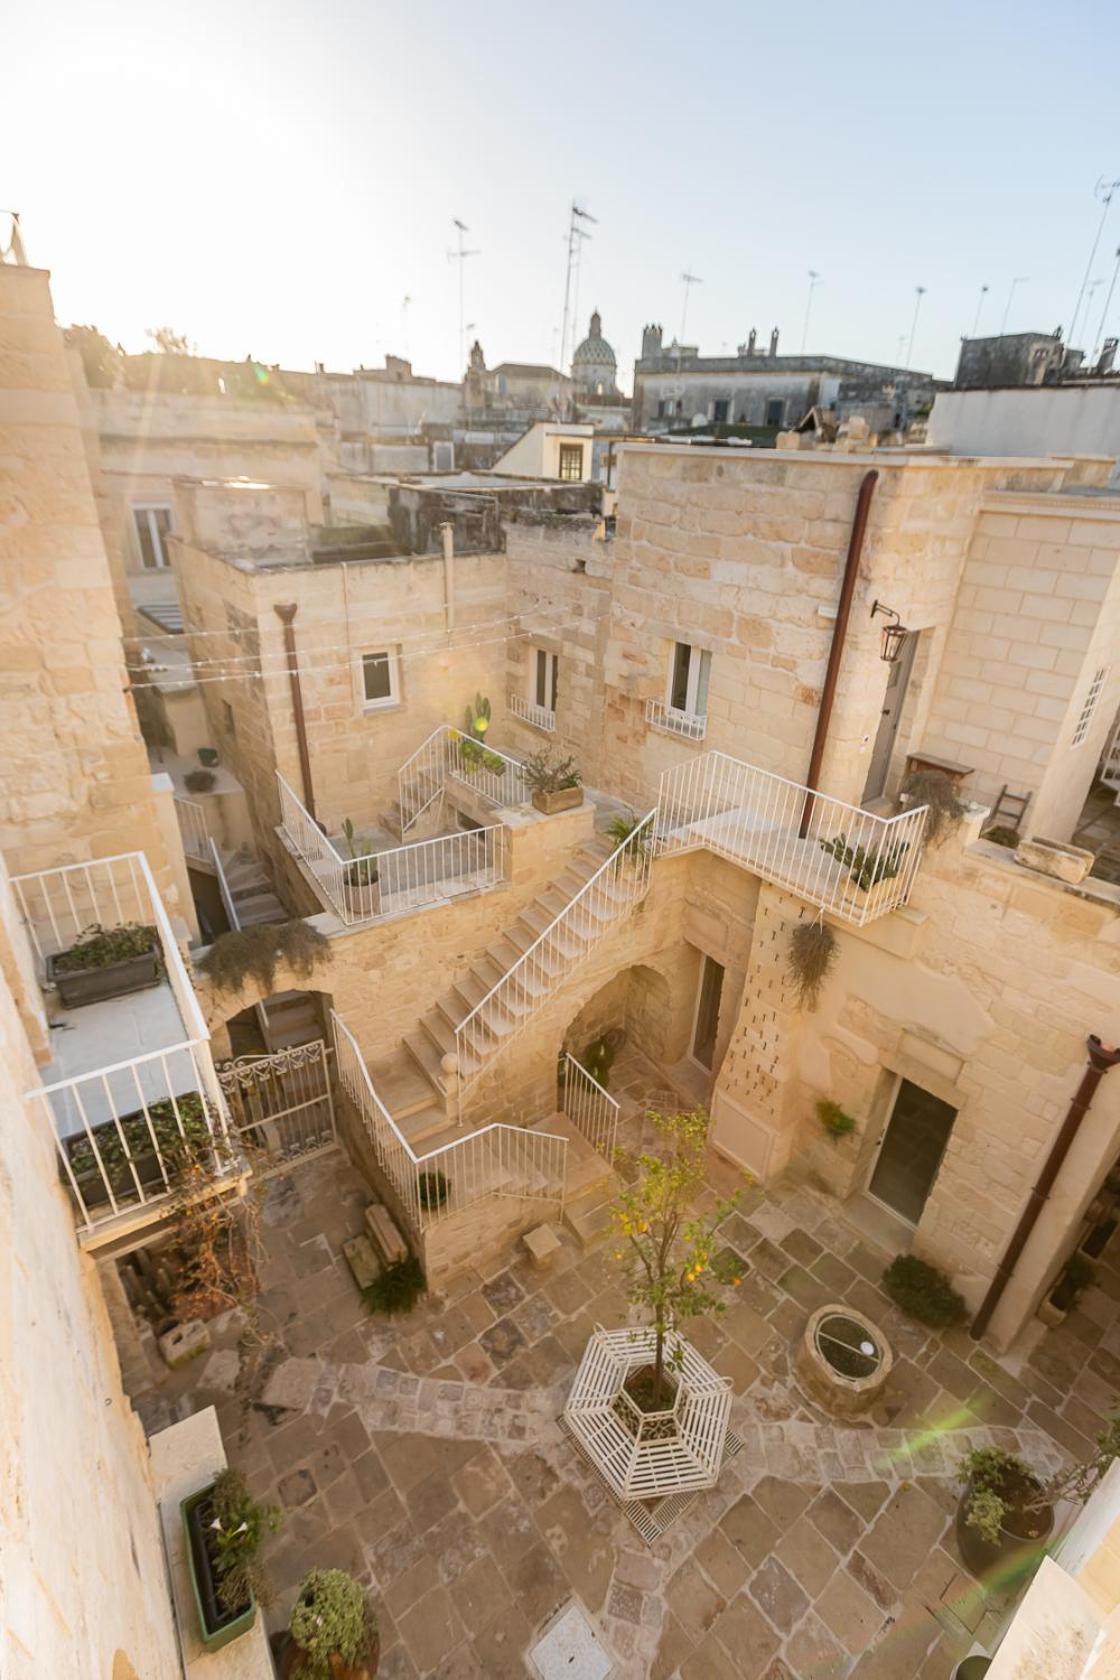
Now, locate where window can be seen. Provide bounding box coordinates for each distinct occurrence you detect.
[765,398,785,427]
[132,505,172,570]
[1073,667,1108,746]
[533,648,559,714]
[656,399,666,419]
[557,443,584,482]
[221,700,236,739]
[713,399,729,424]
[361,649,399,710]
[668,641,711,719]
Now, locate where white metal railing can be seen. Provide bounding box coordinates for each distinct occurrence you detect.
[454,810,656,1100]
[210,838,241,930]
[561,1053,620,1162]
[278,772,507,926]
[218,1039,336,1166]
[398,724,531,836]
[173,794,210,863]
[646,698,707,742]
[13,852,235,1235]
[654,752,928,926]
[510,693,557,733]
[1102,710,1120,793]
[331,1010,567,1235]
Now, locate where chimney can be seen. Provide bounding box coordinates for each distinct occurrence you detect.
[1099,337,1118,376]
[747,328,757,356]
[641,324,664,359]
[770,327,780,358]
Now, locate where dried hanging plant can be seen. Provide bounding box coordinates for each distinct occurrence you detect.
[900,769,967,846]
[787,920,838,1011]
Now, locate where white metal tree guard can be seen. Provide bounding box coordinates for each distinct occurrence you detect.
[562,1326,732,1501]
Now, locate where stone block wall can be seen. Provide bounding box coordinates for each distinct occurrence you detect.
[0,264,175,899]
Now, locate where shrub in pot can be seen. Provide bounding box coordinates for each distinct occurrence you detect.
[881,1253,968,1328]
[607,809,650,862]
[819,832,908,895]
[957,1414,1120,1580]
[181,1468,280,1652]
[47,922,160,1008]
[418,1169,450,1211]
[282,1568,379,1679]
[184,768,217,794]
[524,747,582,814]
[63,1092,213,1208]
[1050,1251,1096,1315]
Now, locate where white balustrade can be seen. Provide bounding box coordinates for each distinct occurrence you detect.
[173,794,210,863]
[561,1053,620,1162]
[278,772,506,927]
[509,693,557,733]
[646,697,707,741]
[444,728,531,810]
[655,752,928,926]
[331,1011,566,1235]
[454,811,656,1098]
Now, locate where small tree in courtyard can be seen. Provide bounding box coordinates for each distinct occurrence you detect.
[608,1108,742,1410]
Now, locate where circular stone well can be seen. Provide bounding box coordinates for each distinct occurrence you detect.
[795,1303,893,1418]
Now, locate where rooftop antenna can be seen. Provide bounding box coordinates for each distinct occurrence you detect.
[1092,245,1120,364]
[905,285,926,369]
[1069,176,1120,351]
[801,270,821,353]
[1000,276,1028,335]
[971,282,990,338]
[679,271,703,345]
[447,219,479,373]
[401,295,413,359]
[559,201,597,377]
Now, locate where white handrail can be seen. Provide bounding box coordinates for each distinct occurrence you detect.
[654,751,928,926]
[509,693,556,733]
[173,794,210,862]
[209,838,242,931]
[454,811,656,1097]
[561,1053,620,1162]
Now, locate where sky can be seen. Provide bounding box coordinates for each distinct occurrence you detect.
[4,0,1119,387]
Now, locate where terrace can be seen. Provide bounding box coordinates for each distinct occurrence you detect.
[13,852,237,1244]
[123,1049,1104,1679]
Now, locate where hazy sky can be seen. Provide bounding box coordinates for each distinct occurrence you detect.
[5,0,1118,386]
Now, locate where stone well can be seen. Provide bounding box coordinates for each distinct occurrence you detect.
[795,1303,893,1418]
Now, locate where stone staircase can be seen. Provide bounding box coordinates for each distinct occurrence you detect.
[217,847,321,1051]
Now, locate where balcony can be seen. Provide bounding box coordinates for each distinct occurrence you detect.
[13,853,238,1244]
[654,751,928,926]
[646,697,707,742]
[509,693,557,733]
[278,773,509,928]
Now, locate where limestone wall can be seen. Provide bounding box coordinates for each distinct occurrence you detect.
[0,863,181,1680]
[0,264,176,899]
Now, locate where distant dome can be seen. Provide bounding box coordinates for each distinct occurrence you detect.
[572,310,618,394]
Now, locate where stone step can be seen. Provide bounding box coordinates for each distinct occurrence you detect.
[400,1106,454,1149]
[369,1048,442,1122]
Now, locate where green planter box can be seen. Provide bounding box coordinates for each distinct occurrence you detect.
[181,1484,257,1652]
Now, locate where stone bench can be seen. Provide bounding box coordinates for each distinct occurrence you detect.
[365,1201,409,1266]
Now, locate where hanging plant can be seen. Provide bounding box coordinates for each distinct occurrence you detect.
[787,921,837,1010]
[900,769,967,846]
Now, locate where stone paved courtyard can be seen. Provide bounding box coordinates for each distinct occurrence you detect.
[128,1052,1120,1678]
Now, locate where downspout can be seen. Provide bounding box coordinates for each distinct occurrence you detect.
[970,1035,1120,1341]
[798,468,878,837]
[441,521,455,633]
[274,602,316,818]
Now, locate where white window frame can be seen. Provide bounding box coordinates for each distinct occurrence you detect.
[1073,666,1108,747]
[132,504,173,570]
[532,647,559,715]
[667,641,711,720]
[359,648,400,712]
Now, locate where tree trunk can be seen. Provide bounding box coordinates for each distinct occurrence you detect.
[653,1324,665,1408]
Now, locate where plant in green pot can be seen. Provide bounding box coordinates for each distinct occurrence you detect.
[47,921,161,1009]
[282,1568,379,1679]
[181,1468,280,1652]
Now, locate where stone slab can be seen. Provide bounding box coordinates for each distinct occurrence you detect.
[366,1201,408,1265]
[529,1600,614,1680]
[260,1356,320,1413]
[343,1233,380,1292]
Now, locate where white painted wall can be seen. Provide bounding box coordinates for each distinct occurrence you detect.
[929,386,1120,479]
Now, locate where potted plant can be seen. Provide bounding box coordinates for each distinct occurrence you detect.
[452,732,507,778]
[184,767,217,794]
[524,747,582,815]
[63,1093,214,1209]
[957,1414,1120,1580]
[819,832,909,900]
[282,1568,379,1679]
[340,819,380,910]
[816,1099,856,1141]
[47,922,160,1008]
[418,1169,450,1212]
[787,920,837,1011]
[1039,1251,1096,1326]
[198,746,220,767]
[181,1468,280,1652]
[607,808,650,862]
[881,1253,968,1328]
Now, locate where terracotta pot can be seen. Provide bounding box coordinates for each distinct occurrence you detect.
[955,1484,1054,1582]
[279,1633,380,1678]
[532,786,582,815]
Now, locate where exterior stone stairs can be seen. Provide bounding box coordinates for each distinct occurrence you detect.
[399,831,621,1099]
[381,765,443,842]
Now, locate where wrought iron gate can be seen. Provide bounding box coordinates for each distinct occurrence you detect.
[217,1039,336,1174]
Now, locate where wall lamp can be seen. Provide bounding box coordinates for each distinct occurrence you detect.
[871,599,910,663]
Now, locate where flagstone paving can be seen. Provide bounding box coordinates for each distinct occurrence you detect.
[126,1051,1120,1678]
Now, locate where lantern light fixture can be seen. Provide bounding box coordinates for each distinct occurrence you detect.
[871,599,909,663]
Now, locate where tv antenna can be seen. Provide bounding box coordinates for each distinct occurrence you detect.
[801,270,821,353]
[906,285,926,369]
[679,271,703,345]
[1069,177,1120,351]
[447,219,479,372]
[559,201,597,378]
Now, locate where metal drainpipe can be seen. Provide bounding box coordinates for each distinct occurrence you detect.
[970,1034,1120,1342]
[274,602,316,819]
[441,521,455,633]
[798,469,879,837]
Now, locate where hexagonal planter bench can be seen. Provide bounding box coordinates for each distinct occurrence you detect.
[562,1325,732,1501]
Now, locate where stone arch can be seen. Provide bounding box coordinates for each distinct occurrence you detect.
[560,956,698,1078]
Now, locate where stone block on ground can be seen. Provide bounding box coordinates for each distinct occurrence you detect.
[523,1223,562,1269]
[158,1319,210,1369]
[366,1201,408,1265]
[343,1233,380,1292]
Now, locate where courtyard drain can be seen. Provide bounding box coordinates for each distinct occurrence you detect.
[529,1602,614,1680]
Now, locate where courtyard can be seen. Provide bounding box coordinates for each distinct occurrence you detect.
[127,1054,1118,1679]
